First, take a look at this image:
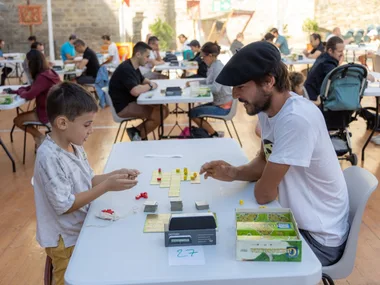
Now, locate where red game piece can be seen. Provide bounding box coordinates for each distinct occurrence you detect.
[158,168,161,173]
[135,194,142,200]
[142,192,148,198]
[157,177,161,182]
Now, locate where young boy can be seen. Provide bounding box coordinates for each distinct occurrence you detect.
[33,82,140,285]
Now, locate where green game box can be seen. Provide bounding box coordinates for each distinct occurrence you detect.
[235,208,302,262]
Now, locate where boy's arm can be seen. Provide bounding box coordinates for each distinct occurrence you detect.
[92,168,140,187]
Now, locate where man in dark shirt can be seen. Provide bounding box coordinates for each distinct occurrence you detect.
[304,36,344,101]
[187,40,207,78]
[73,39,100,84]
[109,41,169,141]
[230,33,244,55]
[303,33,325,59]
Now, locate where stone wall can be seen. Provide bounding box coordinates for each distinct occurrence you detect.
[315,0,380,34]
[0,0,119,57]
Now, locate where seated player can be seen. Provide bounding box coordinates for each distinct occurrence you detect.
[187,42,233,137]
[201,41,349,266]
[109,41,169,141]
[14,49,61,147]
[73,39,100,84]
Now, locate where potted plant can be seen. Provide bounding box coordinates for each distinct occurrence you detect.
[149,18,175,52]
[302,18,319,50]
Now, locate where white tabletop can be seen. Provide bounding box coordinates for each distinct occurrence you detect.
[283,58,316,65]
[154,62,199,71]
[345,44,378,52]
[65,139,321,285]
[0,59,24,64]
[137,79,214,105]
[365,83,380,97]
[56,69,83,76]
[369,71,380,81]
[0,85,26,110]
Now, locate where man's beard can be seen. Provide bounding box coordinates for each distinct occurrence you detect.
[240,90,272,116]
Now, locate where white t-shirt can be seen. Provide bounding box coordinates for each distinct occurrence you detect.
[108,42,120,67]
[258,93,349,247]
[182,40,191,51]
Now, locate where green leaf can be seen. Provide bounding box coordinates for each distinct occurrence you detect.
[149,18,175,51]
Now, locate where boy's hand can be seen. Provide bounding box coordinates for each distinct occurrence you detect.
[200,160,237,181]
[105,174,138,191]
[114,168,140,179]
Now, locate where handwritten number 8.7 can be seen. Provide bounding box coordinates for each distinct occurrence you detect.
[177,249,198,258]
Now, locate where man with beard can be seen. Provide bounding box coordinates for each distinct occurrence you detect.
[200,41,349,267]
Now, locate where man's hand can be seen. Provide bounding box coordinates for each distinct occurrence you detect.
[200,160,237,181]
[151,82,158,90]
[114,168,140,180]
[105,174,138,191]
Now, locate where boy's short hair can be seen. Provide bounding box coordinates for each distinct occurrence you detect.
[28,35,37,42]
[101,35,111,41]
[132,41,152,56]
[289,72,304,92]
[47,82,98,123]
[148,36,159,45]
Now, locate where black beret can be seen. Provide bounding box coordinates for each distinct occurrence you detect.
[216,41,281,86]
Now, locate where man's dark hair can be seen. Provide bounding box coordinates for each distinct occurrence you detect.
[270,28,278,34]
[69,34,77,40]
[47,82,98,123]
[28,35,37,42]
[31,41,43,49]
[326,36,344,52]
[253,61,290,92]
[148,36,159,45]
[201,42,221,56]
[132,41,152,56]
[263,33,275,42]
[101,35,111,41]
[311,33,321,42]
[27,49,49,80]
[73,39,86,47]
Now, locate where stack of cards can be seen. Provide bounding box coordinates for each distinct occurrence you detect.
[195,201,209,210]
[144,201,158,213]
[170,197,183,211]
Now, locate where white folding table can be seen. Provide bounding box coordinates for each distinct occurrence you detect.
[65,139,322,285]
[137,79,213,138]
[362,83,380,160]
[0,85,27,172]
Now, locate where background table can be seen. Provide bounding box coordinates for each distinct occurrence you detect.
[65,139,322,285]
[154,62,199,71]
[0,85,26,172]
[362,83,380,160]
[138,79,214,138]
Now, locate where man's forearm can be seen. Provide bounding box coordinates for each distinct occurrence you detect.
[234,156,267,182]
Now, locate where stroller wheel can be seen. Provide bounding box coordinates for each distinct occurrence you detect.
[349,154,358,166]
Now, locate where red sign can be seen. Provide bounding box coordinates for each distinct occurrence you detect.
[18,5,43,25]
[123,0,130,6]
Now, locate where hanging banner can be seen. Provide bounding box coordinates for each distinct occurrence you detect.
[18,5,43,25]
[187,0,200,20]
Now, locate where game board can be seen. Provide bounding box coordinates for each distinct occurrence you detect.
[150,168,201,197]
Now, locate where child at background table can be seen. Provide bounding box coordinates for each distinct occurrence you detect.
[14,49,61,147]
[33,82,140,285]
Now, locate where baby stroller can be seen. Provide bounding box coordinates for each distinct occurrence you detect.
[319,63,368,165]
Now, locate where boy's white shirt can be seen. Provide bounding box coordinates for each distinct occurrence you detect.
[33,135,94,248]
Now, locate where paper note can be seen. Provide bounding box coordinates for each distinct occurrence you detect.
[143,214,171,233]
[168,246,205,266]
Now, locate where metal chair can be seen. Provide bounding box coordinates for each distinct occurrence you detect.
[102,87,154,142]
[197,99,242,147]
[322,166,378,284]
[22,121,51,164]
